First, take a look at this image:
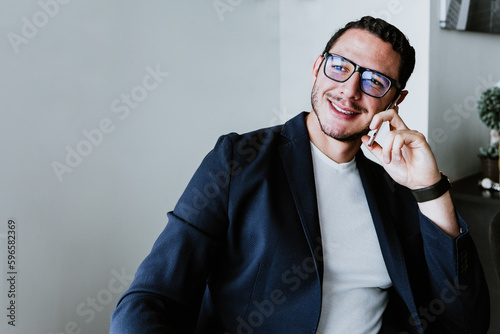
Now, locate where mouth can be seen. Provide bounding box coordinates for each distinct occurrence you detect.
[329,100,361,118]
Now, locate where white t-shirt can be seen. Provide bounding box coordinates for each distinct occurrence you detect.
[310,143,392,334]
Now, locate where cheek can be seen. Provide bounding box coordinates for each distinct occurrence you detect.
[373,99,392,113]
[311,81,321,105]
[312,81,337,103]
[311,82,319,102]
[311,81,332,110]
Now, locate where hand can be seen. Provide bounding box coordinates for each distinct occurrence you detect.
[361,107,442,190]
[362,107,459,237]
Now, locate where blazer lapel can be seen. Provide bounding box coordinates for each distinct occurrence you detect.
[356,152,423,331]
[278,113,324,280]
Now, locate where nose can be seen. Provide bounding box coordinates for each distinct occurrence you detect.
[339,72,362,100]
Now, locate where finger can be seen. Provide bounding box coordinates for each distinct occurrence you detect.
[392,133,405,161]
[369,113,384,131]
[382,131,396,164]
[371,108,407,132]
[389,105,400,131]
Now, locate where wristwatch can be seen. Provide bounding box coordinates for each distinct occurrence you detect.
[411,172,451,203]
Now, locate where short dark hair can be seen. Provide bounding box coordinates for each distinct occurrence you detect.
[322,16,415,90]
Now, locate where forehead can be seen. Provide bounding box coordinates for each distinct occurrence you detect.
[329,28,401,80]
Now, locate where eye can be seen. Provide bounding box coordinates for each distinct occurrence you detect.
[330,57,352,75]
[331,64,348,72]
[369,78,384,87]
[362,72,388,89]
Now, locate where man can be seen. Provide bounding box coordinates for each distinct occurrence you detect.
[110,16,490,333]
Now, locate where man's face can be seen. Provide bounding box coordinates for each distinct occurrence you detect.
[311,28,403,143]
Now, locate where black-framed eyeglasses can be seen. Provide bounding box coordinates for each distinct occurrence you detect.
[322,52,401,98]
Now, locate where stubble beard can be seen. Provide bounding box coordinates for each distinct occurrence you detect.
[310,82,370,143]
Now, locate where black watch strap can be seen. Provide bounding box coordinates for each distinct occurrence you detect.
[411,173,451,203]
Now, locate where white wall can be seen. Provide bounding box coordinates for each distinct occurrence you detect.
[429,0,500,180]
[0,1,279,333]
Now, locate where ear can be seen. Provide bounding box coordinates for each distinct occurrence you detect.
[395,90,408,106]
[312,55,324,85]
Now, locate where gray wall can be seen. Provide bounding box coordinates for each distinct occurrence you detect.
[0,1,278,333]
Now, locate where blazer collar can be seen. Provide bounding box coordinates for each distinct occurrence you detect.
[278,112,323,278]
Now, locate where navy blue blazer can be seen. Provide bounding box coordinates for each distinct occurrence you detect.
[110,112,489,333]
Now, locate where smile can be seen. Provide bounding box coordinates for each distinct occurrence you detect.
[330,101,359,115]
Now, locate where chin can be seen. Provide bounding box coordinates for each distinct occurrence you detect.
[318,118,369,143]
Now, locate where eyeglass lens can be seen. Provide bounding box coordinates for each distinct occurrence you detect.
[325,54,391,97]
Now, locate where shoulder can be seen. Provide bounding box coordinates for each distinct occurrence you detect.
[211,112,309,164]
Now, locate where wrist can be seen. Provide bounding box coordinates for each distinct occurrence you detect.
[411,172,451,203]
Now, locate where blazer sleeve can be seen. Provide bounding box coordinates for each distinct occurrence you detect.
[110,135,235,333]
[418,211,490,333]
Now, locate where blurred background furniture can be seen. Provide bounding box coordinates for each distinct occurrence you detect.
[490,211,500,285]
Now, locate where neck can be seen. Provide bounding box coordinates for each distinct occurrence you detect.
[306,112,361,163]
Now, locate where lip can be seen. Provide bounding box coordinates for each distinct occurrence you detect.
[328,100,361,119]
